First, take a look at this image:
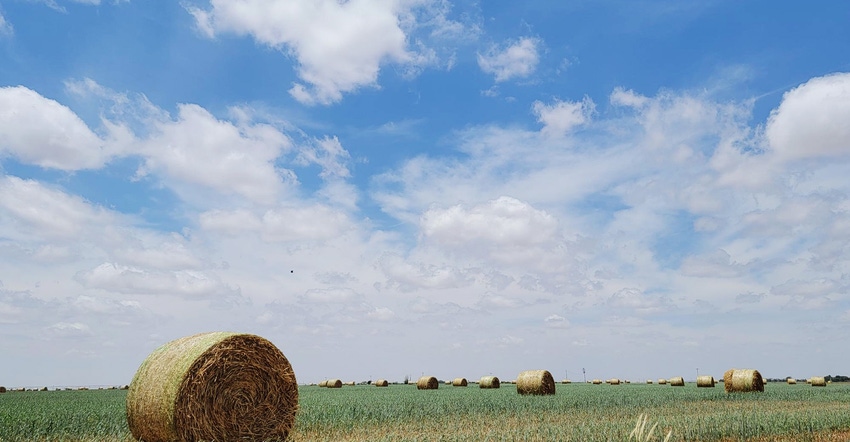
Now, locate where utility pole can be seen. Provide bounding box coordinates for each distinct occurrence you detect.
[696,368,699,382]
[583,367,586,383]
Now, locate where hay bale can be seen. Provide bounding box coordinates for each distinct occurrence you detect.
[697,375,716,388]
[126,332,298,442]
[0,386,6,393]
[374,379,389,387]
[592,379,602,385]
[786,378,797,385]
[669,377,685,386]
[723,368,764,393]
[646,380,653,384]
[326,379,343,388]
[561,379,571,384]
[516,370,555,395]
[318,380,328,387]
[479,376,500,389]
[810,376,827,387]
[417,376,438,390]
[345,381,356,386]
[452,378,468,387]
[606,378,621,385]
[657,378,667,385]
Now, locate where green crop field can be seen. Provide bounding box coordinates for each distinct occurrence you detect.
[2,382,850,441]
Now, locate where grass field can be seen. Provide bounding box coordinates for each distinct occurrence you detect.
[2,382,850,441]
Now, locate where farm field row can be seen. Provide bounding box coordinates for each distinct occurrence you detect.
[2,382,850,441]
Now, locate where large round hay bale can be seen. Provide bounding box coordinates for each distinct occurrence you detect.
[592,379,603,385]
[417,376,438,390]
[657,378,667,385]
[606,378,621,385]
[326,379,343,388]
[452,378,468,387]
[669,377,685,386]
[697,375,715,387]
[0,386,6,393]
[479,376,500,389]
[786,378,797,385]
[723,368,764,393]
[810,376,827,387]
[374,379,389,387]
[126,332,298,442]
[318,380,328,387]
[516,370,555,395]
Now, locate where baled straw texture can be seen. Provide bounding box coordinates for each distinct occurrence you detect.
[810,376,827,387]
[516,370,555,395]
[669,376,685,386]
[723,368,764,393]
[374,379,389,387]
[417,376,438,390]
[126,332,298,442]
[696,375,716,387]
[479,376,500,389]
[452,378,468,387]
[657,378,667,385]
[326,379,343,388]
[787,378,797,385]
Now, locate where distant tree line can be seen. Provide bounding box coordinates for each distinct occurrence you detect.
[766,375,849,382]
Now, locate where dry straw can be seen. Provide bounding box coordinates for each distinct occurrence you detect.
[516,370,555,395]
[126,332,298,442]
[607,378,621,385]
[479,376,500,389]
[669,377,685,386]
[452,378,468,387]
[417,376,439,390]
[810,376,827,387]
[786,378,797,385]
[374,379,389,387]
[646,380,653,384]
[318,380,328,387]
[326,379,343,388]
[723,368,764,393]
[657,378,667,385]
[0,386,6,393]
[592,379,603,385]
[696,375,716,388]
[561,379,572,384]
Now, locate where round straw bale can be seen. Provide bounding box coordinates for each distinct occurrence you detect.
[607,378,621,385]
[646,380,653,384]
[345,381,356,386]
[669,377,685,386]
[318,380,328,387]
[561,379,571,384]
[810,376,827,387]
[452,378,468,387]
[657,378,667,385]
[723,368,764,393]
[516,370,555,395]
[697,375,716,387]
[417,376,438,390]
[592,379,602,385]
[0,386,6,393]
[786,378,797,385]
[126,332,298,442]
[479,376,500,389]
[326,379,343,388]
[374,379,389,387]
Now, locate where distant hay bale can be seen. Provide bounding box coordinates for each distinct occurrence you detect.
[479,376,500,389]
[345,381,356,386]
[126,332,298,442]
[646,380,653,384]
[625,380,631,384]
[669,377,685,386]
[697,375,716,388]
[318,380,328,387]
[417,376,439,390]
[606,378,621,385]
[375,379,389,387]
[657,379,667,385]
[516,370,555,395]
[40,387,48,392]
[723,368,764,393]
[561,379,571,384]
[592,379,603,385]
[810,376,827,387]
[326,379,343,388]
[0,386,5,393]
[452,378,468,387]
[786,378,797,385]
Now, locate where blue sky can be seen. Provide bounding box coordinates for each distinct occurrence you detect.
[1,0,850,388]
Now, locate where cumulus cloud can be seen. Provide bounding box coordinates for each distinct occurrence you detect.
[199,204,353,242]
[0,86,111,170]
[75,262,237,298]
[478,37,540,82]
[533,97,595,137]
[765,73,850,161]
[190,0,455,105]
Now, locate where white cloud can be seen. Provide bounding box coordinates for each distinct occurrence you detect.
[533,97,595,137]
[75,262,237,298]
[199,204,353,242]
[0,10,13,36]
[0,86,110,170]
[765,72,850,161]
[191,0,443,105]
[477,37,540,82]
